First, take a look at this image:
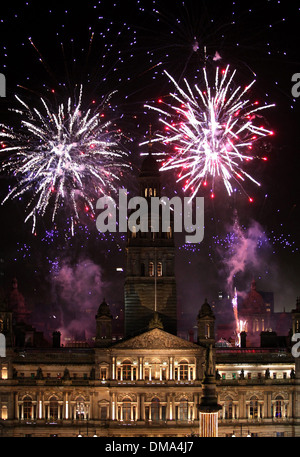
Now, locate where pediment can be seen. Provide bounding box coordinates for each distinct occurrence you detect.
[112,328,199,350]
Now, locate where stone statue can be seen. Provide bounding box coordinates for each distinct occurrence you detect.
[265,368,270,379]
[205,344,214,376]
[36,367,43,380]
[290,368,295,379]
[63,368,70,380]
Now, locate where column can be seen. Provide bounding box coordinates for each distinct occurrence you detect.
[246,403,250,419]
[193,394,198,421]
[283,401,288,419]
[137,394,140,420]
[172,394,175,420]
[14,393,18,419]
[64,392,69,419]
[140,394,145,420]
[111,393,116,420]
[139,357,143,380]
[167,395,170,420]
[112,357,116,380]
[38,392,42,419]
[130,404,133,421]
[169,357,173,380]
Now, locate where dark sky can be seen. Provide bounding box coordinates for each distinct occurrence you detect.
[0,0,300,337]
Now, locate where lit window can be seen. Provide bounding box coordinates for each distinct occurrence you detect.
[249,396,258,419]
[122,360,132,380]
[49,397,59,420]
[122,398,131,421]
[1,405,7,420]
[151,398,160,421]
[149,262,154,277]
[179,398,188,421]
[100,367,107,380]
[1,365,8,379]
[275,396,284,418]
[179,361,188,380]
[23,396,32,420]
[75,397,86,420]
[157,262,162,277]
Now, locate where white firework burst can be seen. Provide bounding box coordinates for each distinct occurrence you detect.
[143,65,274,200]
[0,86,129,234]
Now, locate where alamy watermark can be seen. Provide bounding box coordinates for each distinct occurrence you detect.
[291,73,300,98]
[0,73,6,97]
[95,189,205,243]
[291,333,300,358]
[0,333,6,357]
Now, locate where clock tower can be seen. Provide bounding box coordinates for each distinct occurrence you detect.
[124,147,177,337]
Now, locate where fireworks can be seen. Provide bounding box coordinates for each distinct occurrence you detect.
[232,287,247,347]
[0,86,129,234]
[143,65,274,200]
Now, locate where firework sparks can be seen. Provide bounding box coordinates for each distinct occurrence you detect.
[143,65,274,200]
[232,287,247,347]
[0,86,129,234]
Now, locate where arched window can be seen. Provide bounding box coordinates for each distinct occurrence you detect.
[275,395,284,418]
[122,360,132,380]
[122,398,131,421]
[1,405,7,420]
[1,365,8,380]
[151,397,160,421]
[179,361,189,380]
[49,396,59,420]
[249,396,258,419]
[23,396,32,420]
[205,323,210,338]
[224,396,233,419]
[76,397,86,420]
[179,398,188,421]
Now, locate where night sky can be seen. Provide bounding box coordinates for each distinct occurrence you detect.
[0,0,300,339]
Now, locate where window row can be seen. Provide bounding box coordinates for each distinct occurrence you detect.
[220,395,289,420]
[16,396,90,421]
[218,370,294,380]
[110,359,196,382]
[140,261,163,277]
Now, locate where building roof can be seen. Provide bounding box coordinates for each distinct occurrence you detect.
[139,151,160,178]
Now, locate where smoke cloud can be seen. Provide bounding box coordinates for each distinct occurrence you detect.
[219,211,272,297]
[50,257,106,342]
